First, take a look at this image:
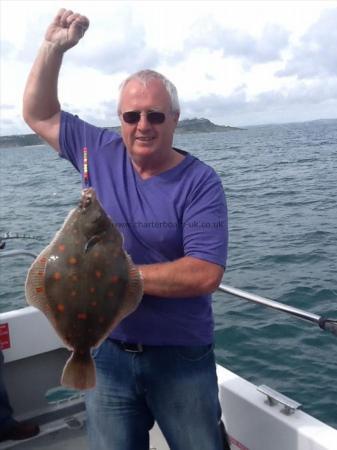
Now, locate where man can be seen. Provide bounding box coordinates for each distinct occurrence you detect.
[23,9,230,450]
[0,350,39,442]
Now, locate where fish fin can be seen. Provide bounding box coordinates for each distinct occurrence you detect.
[61,349,95,390]
[123,255,144,314]
[25,246,75,349]
[25,248,50,311]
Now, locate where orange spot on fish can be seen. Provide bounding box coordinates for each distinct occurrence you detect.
[58,244,66,252]
[39,257,47,264]
[68,256,78,265]
[71,290,77,297]
[91,301,97,307]
[38,271,44,276]
[71,274,79,282]
[111,275,119,283]
[77,312,87,320]
[57,304,65,312]
[89,287,96,294]
[53,272,62,281]
[95,270,102,279]
[36,287,44,293]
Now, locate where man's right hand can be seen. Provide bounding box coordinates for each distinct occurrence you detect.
[45,8,89,52]
[23,9,90,152]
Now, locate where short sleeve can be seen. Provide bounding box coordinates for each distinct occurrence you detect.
[59,111,100,172]
[59,111,83,170]
[59,111,122,188]
[182,170,228,267]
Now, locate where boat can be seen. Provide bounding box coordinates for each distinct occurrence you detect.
[1,249,337,450]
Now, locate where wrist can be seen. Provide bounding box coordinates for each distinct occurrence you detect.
[40,40,66,57]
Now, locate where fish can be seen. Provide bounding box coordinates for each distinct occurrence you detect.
[25,188,143,390]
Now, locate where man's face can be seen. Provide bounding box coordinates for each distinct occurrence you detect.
[119,79,179,163]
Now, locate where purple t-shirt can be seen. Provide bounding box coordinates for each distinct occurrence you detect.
[59,111,228,345]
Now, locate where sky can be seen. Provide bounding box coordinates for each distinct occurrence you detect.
[1,0,337,135]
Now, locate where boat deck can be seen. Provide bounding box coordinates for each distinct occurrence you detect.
[1,303,337,450]
[0,421,169,450]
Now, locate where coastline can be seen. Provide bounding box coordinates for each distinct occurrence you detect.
[0,118,244,149]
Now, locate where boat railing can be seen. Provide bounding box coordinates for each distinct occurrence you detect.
[1,247,336,337]
[1,247,337,449]
[218,284,337,337]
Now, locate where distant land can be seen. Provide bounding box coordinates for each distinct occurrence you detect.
[0,118,244,149]
[175,118,244,133]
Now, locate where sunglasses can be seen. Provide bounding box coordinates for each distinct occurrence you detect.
[122,111,166,125]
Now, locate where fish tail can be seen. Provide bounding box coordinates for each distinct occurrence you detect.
[61,349,95,390]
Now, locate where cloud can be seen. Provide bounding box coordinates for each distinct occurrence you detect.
[184,18,289,65]
[1,1,336,134]
[65,7,162,74]
[1,118,15,125]
[0,40,16,59]
[277,8,337,79]
[1,5,160,75]
[63,98,119,128]
[182,86,248,119]
[1,26,45,65]
[73,41,160,74]
[181,78,337,126]
[0,104,15,110]
[0,116,30,136]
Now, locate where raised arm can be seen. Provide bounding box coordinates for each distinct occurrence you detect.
[22,9,89,151]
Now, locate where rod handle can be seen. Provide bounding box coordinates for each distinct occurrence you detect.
[318,318,337,337]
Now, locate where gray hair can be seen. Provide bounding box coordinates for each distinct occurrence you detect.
[117,69,180,114]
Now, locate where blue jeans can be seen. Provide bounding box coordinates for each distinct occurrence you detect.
[85,339,225,450]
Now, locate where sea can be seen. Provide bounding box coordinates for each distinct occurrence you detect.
[0,119,336,428]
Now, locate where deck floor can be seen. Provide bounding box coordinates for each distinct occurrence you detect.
[0,421,170,450]
[0,427,88,450]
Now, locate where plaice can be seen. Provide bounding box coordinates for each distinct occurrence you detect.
[25,188,143,390]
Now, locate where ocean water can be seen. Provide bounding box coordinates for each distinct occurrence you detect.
[0,119,336,428]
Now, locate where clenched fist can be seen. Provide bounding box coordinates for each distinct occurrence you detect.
[45,8,89,52]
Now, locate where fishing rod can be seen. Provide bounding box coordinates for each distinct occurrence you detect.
[218,283,337,337]
[0,232,40,241]
[0,233,40,250]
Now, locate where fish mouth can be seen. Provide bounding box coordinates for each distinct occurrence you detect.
[80,188,96,209]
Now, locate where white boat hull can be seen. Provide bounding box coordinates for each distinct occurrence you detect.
[1,306,336,450]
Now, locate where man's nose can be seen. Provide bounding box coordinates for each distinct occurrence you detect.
[137,113,151,130]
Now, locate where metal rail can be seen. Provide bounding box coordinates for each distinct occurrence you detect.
[218,283,337,337]
[1,249,336,337]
